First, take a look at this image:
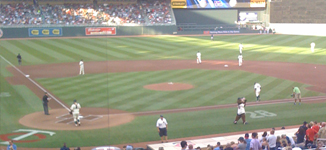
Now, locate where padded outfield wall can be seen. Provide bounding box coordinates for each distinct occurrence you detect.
[0,26,178,39]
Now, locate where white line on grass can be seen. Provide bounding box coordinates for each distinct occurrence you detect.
[0,55,70,111]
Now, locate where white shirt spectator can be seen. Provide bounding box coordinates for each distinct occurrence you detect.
[267,134,277,148]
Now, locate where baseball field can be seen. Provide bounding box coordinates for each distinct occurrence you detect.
[1,34,326,149]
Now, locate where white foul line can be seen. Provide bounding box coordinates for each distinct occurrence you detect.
[0,55,70,111]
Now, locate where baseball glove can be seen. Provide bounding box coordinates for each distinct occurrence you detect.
[69,110,73,115]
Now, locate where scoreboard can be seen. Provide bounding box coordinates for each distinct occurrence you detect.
[171,0,266,8]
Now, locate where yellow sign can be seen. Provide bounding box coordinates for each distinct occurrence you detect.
[171,0,187,8]
[42,29,49,35]
[31,30,39,35]
[250,0,265,7]
[52,29,60,35]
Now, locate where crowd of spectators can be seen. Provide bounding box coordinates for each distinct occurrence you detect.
[0,0,173,26]
[178,121,326,150]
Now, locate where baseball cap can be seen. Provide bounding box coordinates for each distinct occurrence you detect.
[303,121,307,125]
[160,115,163,117]
[238,137,244,141]
[73,99,77,102]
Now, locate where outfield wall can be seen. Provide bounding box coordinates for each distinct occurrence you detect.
[0,26,178,39]
[269,24,326,36]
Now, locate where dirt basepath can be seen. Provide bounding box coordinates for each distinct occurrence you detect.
[4,59,326,150]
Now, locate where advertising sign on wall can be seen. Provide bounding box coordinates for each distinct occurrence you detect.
[28,28,62,37]
[85,27,116,35]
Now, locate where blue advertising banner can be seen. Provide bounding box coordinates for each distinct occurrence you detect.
[28,28,62,37]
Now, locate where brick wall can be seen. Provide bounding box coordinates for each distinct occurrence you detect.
[270,0,326,23]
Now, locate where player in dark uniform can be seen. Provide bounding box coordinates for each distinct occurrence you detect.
[42,92,51,115]
[17,53,22,65]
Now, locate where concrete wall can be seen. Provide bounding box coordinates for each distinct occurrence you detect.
[269,23,326,36]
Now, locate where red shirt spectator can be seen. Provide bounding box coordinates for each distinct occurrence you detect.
[306,127,315,142]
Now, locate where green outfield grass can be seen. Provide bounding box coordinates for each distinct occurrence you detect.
[1,34,326,148]
[37,70,323,111]
[1,35,326,65]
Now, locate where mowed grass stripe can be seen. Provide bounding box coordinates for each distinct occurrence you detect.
[263,79,299,100]
[115,69,209,111]
[154,70,234,109]
[94,38,142,56]
[39,39,91,60]
[18,40,74,62]
[119,69,211,110]
[191,71,261,106]
[56,39,106,60]
[109,70,193,107]
[77,38,130,58]
[0,40,44,64]
[9,40,57,62]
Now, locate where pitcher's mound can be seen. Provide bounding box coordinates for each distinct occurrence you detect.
[144,82,194,91]
[19,108,134,130]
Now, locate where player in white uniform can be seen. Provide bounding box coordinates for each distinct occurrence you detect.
[196,51,201,64]
[254,82,261,102]
[311,42,315,52]
[239,43,243,54]
[211,34,214,41]
[234,97,247,125]
[238,54,243,66]
[79,59,85,75]
[70,99,81,126]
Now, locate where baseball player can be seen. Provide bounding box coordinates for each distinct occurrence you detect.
[196,51,201,64]
[311,42,315,52]
[70,99,81,126]
[254,82,261,102]
[79,59,85,75]
[211,34,214,41]
[42,92,51,115]
[292,87,301,105]
[238,54,243,66]
[234,97,247,125]
[239,43,243,54]
[17,53,22,65]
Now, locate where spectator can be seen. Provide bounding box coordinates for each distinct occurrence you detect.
[224,143,233,150]
[259,132,268,143]
[245,133,252,150]
[214,142,221,150]
[267,130,277,150]
[238,137,247,150]
[276,136,282,149]
[159,147,164,150]
[306,123,315,147]
[189,144,195,150]
[126,145,133,150]
[250,132,262,150]
[261,137,269,150]
[7,140,17,150]
[295,126,305,147]
[74,147,81,150]
[317,122,326,145]
[60,143,70,150]
[196,146,201,150]
[281,134,295,147]
[180,141,187,150]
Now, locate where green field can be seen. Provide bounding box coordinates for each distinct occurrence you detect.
[1,34,326,148]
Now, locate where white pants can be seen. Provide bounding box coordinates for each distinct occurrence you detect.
[239,49,242,54]
[197,57,201,63]
[239,60,242,66]
[255,90,260,97]
[73,112,80,123]
[211,37,213,40]
[79,66,84,75]
[311,47,314,52]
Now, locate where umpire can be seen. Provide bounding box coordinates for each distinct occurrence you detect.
[42,92,51,115]
[17,53,22,65]
[156,115,168,143]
